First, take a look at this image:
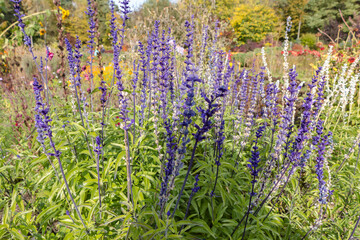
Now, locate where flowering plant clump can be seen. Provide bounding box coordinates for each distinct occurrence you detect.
[2,1,360,239]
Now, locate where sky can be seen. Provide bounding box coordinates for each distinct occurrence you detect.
[117,0,178,10]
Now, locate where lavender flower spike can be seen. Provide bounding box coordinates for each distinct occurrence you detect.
[240,125,265,239]
[314,121,332,205]
[159,120,178,212]
[171,85,227,218]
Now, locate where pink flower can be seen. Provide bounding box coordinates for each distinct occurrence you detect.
[87,88,91,94]
[56,68,61,74]
[47,51,54,61]
[81,65,87,72]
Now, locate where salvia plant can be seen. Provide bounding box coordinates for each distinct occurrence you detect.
[2,0,360,239]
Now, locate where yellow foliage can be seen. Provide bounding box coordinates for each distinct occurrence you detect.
[63,2,88,43]
[81,62,132,87]
[231,4,279,45]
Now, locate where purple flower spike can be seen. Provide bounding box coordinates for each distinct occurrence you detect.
[314,121,331,205]
[248,125,266,195]
[11,0,32,50]
[32,77,87,230]
[159,120,178,211]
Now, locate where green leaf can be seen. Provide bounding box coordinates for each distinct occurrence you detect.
[36,204,62,224]
[9,228,25,240]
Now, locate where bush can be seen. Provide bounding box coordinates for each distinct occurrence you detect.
[300,33,317,49]
[231,4,279,45]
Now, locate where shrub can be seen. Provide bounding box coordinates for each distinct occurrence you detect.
[300,33,317,49]
[231,4,279,45]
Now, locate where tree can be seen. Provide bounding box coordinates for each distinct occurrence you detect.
[275,0,309,39]
[231,4,279,45]
[96,0,110,42]
[0,0,18,31]
[63,0,110,44]
[304,0,360,33]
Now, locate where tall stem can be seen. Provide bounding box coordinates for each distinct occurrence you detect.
[241,179,255,240]
[133,94,136,144]
[95,150,102,218]
[49,139,87,230]
[124,130,133,206]
[349,214,360,240]
[171,140,199,218]
[73,79,93,159]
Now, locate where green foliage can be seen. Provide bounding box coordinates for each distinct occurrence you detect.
[179,0,276,20]
[275,0,309,38]
[304,0,360,32]
[63,1,89,43]
[4,1,360,239]
[300,33,317,49]
[63,0,110,43]
[231,4,279,45]
[96,0,111,43]
[0,0,17,32]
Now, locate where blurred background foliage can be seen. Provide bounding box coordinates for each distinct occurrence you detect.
[1,0,360,51]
